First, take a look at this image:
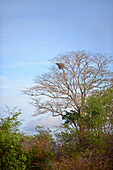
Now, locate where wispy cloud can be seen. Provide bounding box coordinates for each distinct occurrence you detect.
[1,61,50,68]
[0,76,11,83]
[0,76,33,88]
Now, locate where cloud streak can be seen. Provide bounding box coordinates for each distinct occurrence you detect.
[0,76,34,91]
[1,61,50,68]
[0,76,11,83]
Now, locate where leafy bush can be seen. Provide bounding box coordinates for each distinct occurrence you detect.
[0,108,30,169]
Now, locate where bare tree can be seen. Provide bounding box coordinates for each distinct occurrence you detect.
[23,51,113,117]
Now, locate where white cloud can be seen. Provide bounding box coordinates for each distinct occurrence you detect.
[23,113,62,133]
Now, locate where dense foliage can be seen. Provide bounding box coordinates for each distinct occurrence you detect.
[55,87,113,169]
[0,87,113,169]
[0,108,29,169]
[0,109,54,170]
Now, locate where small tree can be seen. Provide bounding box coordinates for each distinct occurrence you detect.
[24,51,113,119]
[85,87,113,134]
[54,87,113,167]
[62,86,113,141]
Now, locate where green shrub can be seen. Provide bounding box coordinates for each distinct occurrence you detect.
[0,108,30,170]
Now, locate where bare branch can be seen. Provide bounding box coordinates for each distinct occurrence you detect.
[23,51,113,117]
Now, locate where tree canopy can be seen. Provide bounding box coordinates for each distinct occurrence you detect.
[24,51,113,117]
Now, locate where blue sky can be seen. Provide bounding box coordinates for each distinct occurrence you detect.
[0,0,113,133]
